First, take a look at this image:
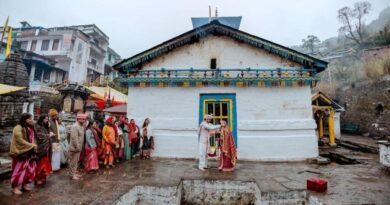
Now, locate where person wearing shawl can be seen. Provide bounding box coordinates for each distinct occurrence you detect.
[140,118,154,159]
[128,119,140,158]
[102,117,118,168]
[48,109,61,171]
[84,120,99,172]
[121,118,131,160]
[58,116,69,165]
[35,115,53,185]
[9,113,38,195]
[218,120,237,172]
[68,113,87,180]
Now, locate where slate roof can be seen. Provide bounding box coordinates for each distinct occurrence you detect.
[115,20,328,73]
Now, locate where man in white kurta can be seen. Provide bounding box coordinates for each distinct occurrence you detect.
[198,115,221,171]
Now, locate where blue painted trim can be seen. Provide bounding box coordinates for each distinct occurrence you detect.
[199,93,238,147]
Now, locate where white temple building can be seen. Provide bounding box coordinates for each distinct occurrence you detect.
[114,17,328,161]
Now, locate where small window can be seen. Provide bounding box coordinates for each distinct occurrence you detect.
[52,39,59,50]
[210,58,217,69]
[30,40,37,51]
[41,40,50,51]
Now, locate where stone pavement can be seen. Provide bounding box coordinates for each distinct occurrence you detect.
[0,155,389,205]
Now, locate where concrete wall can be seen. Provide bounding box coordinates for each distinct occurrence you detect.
[141,35,301,70]
[127,86,318,161]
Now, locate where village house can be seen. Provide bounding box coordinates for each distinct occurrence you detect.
[0,22,117,84]
[114,17,328,161]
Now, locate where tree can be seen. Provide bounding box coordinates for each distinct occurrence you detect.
[338,1,371,46]
[301,35,320,53]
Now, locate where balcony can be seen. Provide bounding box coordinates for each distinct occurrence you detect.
[29,81,59,94]
[120,68,319,88]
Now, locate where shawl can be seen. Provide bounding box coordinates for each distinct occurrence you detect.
[35,124,51,157]
[9,125,36,157]
[221,127,237,165]
[92,127,101,148]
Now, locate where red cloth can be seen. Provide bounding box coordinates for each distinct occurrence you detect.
[84,147,99,171]
[220,127,237,171]
[35,155,52,182]
[218,154,235,171]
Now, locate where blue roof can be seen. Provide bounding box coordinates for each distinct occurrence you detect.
[191,16,242,29]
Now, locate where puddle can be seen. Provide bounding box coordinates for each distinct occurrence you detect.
[115,180,324,205]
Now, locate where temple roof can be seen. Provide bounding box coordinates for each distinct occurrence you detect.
[312,92,344,112]
[191,16,242,29]
[114,20,328,73]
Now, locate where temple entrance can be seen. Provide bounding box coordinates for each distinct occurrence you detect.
[199,94,237,148]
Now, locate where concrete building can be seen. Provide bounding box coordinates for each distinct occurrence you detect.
[105,47,122,82]
[115,18,328,161]
[1,22,109,84]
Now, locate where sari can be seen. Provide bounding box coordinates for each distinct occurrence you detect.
[59,124,69,165]
[35,124,52,182]
[218,126,237,172]
[84,128,99,171]
[128,122,140,158]
[10,126,37,188]
[122,125,131,160]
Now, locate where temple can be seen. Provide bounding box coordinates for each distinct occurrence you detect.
[114,18,328,161]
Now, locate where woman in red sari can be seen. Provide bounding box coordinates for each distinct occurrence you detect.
[35,115,53,185]
[84,120,100,172]
[218,120,237,172]
[128,119,140,158]
[9,113,38,195]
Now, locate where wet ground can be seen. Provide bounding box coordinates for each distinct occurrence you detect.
[0,153,389,205]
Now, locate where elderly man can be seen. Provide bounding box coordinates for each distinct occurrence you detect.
[68,113,87,180]
[198,114,221,171]
[48,109,61,171]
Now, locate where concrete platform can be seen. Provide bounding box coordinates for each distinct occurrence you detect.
[0,154,389,205]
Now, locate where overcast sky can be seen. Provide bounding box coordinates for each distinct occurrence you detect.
[0,0,388,58]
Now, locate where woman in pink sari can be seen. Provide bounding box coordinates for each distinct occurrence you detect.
[9,113,38,195]
[84,120,99,172]
[218,120,237,172]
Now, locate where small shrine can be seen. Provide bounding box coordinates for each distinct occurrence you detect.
[59,83,89,113]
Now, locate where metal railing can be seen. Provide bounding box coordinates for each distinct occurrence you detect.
[122,68,316,79]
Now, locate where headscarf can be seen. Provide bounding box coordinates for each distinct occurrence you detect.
[129,119,137,132]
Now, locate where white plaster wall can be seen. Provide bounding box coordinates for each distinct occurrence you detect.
[334,112,341,139]
[127,86,318,161]
[141,35,301,70]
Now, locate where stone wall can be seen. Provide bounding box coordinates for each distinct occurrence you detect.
[336,80,390,138]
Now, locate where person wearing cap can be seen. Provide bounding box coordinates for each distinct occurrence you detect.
[68,113,87,180]
[198,114,221,171]
[48,109,61,171]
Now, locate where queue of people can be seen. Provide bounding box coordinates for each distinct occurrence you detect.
[9,109,154,195]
